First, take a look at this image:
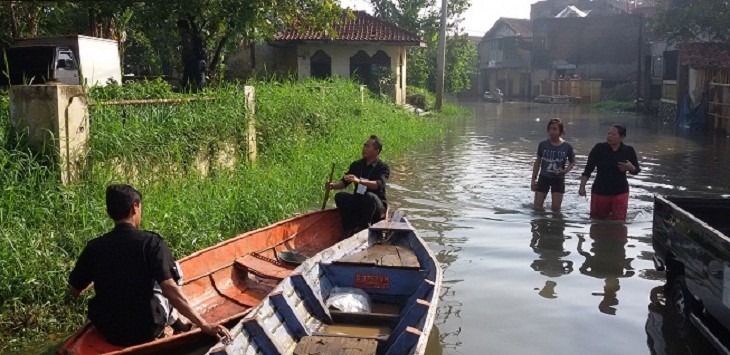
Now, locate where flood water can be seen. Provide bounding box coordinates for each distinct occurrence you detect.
[387,101,730,355]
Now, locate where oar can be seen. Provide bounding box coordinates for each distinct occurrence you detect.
[321,162,336,210]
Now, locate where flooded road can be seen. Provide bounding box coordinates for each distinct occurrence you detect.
[387,101,730,355]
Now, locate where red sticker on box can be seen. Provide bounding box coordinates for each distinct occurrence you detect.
[354,273,390,289]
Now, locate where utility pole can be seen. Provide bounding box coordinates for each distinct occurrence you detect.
[435,0,447,110]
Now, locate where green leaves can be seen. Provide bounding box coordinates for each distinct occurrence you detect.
[368,0,477,93]
[652,0,730,42]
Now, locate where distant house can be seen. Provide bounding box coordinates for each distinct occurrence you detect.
[532,0,621,19]
[227,11,424,105]
[657,43,730,133]
[478,18,533,99]
[531,14,643,98]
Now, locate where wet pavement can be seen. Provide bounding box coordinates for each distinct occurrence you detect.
[387,100,730,355]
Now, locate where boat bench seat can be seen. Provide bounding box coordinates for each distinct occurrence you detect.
[234,253,294,281]
[294,335,378,355]
[329,302,400,328]
[333,244,420,269]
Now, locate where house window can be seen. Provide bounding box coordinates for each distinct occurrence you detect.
[310,50,332,79]
[371,50,391,84]
[350,50,372,84]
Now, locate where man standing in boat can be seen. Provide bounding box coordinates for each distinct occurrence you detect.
[67,184,230,346]
[327,135,390,238]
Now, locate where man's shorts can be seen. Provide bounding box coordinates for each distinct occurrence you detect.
[536,175,566,194]
[590,192,629,221]
[151,261,184,337]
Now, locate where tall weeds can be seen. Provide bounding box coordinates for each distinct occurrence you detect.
[0,78,462,349]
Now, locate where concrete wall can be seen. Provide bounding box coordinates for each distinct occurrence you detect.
[296,44,408,105]
[227,43,298,78]
[227,43,408,105]
[9,85,89,184]
[531,15,642,95]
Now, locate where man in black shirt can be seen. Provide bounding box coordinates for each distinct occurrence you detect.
[579,124,640,220]
[68,184,230,346]
[327,135,390,238]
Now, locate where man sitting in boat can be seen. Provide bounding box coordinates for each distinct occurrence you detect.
[327,135,390,238]
[67,184,230,346]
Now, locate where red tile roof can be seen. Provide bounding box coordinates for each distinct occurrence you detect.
[680,42,730,69]
[274,11,424,46]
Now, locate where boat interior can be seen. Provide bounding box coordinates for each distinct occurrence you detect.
[666,197,730,236]
[213,220,439,355]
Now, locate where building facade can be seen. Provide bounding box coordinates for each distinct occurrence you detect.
[478,18,533,100]
[227,11,423,105]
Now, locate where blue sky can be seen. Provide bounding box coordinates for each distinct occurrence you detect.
[340,0,535,37]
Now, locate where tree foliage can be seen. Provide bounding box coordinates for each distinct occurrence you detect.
[1,0,346,87]
[368,0,476,93]
[652,0,730,42]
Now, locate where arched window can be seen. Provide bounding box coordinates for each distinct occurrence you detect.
[349,50,372,84]
[371,50,392,85]
[371,50,390,69]
[310,50,332,79]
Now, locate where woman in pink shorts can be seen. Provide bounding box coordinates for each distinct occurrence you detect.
[578,124,640,220]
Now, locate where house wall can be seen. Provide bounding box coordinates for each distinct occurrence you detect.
[227,43,408,105]
[296,44,408,105]
[478,21,532,99]
[227,43,297,79]
[531,15,642,96]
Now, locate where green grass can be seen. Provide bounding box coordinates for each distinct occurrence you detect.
[0,78,464,350]
[589,100,636,112]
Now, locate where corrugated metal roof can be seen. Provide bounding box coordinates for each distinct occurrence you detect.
[274,11,423,46]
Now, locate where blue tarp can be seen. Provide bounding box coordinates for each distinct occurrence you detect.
[677,94,708,131]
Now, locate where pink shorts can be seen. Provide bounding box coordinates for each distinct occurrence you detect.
[590,192,629,221]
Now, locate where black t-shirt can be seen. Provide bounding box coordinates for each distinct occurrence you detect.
[581,142,641,196]
[342,158,390,201]
[69,223,177,346]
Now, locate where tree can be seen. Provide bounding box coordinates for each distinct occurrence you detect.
[368,0,476,93]
[1,1,347,88]
[145,0,346,89]
[652,0,730,42]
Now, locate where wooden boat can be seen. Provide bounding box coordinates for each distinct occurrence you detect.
[59,209,343,355]
[206,213,442,355]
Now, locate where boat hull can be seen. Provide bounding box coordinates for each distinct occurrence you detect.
[59,209,343,355]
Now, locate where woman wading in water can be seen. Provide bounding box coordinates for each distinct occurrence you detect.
[531,118,576,211]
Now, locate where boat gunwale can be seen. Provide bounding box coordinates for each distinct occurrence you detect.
[211,217,443,355]
[59,209,340,355]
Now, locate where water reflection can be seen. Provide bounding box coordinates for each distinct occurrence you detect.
[530,215,573,278]
[387,100,730,354]
[645,286,719,355]
[578,222,633,315]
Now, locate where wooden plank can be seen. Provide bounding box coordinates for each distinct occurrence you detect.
[393,245,420,268]
[370,220,414,232]
[91,97,216,106]
[335,245,419,268]
[234,254,293,281]
[294,336,378,355]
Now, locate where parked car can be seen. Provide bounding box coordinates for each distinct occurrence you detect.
[1,35,121,87]
[652,195,730,355]
[483,88,504,103]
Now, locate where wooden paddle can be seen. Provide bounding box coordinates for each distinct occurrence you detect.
[321,162,336,210]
